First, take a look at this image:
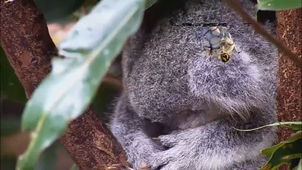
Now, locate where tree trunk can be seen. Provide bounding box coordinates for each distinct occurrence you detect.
[0,0,128,169]
[276,8,302,170]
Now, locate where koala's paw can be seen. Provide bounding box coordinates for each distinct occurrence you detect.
[127,137,165,170]
[149,130,201,170]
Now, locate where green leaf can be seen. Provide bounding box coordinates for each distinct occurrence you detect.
[35,142,58,170]
[34,0,85,23]
[287,124,302,132]
[290,158,301,170]
[145,0,157,9]
[292,159,302,170]
[262,131,302,156]
[0,47,27,104]
[233,121,302,132]
[16,0,145,169]
[259,133,302,170]
[258,0,302,11]
[0,143,59,170]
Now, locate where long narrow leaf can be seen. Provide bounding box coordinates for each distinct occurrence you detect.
[258,0,302,11]
[292,159,302,170]
[233,122,302,132]
[145,0,157,9]
[16,0,145,169]
[259,138,302,170]
[261,131,302,156]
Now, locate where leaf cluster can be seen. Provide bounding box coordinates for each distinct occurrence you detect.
[1,0,301,169]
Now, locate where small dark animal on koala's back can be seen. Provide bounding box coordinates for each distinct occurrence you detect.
[109,0,278,170]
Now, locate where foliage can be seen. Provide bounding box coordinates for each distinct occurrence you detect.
[2,0,157,169]
[257,0,302,11]
[234,121,302,170]
[34,142,58,170]
[260,131,302,170]
[0,100,70,170]
[145,0,157,9]
[15,0,150,169]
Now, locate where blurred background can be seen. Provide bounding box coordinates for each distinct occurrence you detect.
[0,0,123,169]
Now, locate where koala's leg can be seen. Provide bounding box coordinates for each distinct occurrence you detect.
[110,93,164,170]
[150,111,277,170]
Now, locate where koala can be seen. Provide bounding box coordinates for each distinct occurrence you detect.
[110,0,278,169]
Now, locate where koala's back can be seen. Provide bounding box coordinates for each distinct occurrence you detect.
[122,0,277,127]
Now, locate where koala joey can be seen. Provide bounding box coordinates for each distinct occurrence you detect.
[110,0,278,169]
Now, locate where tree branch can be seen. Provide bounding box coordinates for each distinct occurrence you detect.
[0,0,128,169]
[223,0,302,68]
[61,109,129,170]
[276,8,302,170]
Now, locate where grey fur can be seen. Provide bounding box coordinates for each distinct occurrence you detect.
[110,0,278,169]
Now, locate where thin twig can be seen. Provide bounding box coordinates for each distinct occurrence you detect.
[223,0,302,68]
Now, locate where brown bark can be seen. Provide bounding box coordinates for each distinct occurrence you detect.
[0,0,128,169]
[60,109,129,170]
[276,8,302,170]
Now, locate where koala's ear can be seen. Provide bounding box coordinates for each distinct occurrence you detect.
[188,51,269,117]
